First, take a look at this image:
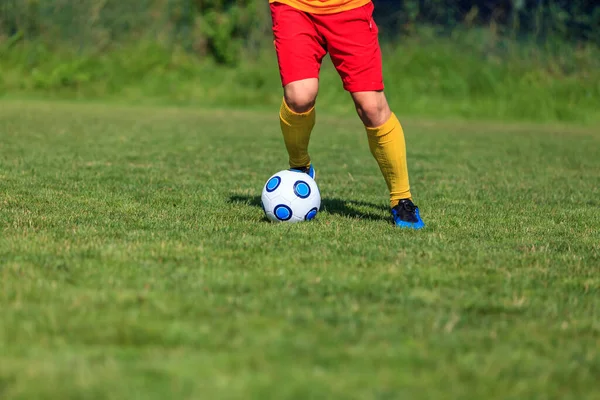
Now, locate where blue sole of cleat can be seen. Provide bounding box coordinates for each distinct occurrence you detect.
[394,220,425,229]
[392,208,425,229]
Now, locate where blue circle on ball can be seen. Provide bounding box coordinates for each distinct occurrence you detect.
[274,205,292,221]
[305,208,318,221]
[266,176,281,192]
[293,181,311,199]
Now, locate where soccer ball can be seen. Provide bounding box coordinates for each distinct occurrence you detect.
[261,170,321,223]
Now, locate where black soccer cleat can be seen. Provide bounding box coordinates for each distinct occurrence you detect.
[289,164,316,180]
[391,199,425,229]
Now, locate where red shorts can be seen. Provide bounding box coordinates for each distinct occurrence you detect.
[270,1,384,93]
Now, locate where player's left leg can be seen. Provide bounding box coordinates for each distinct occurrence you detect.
[351,90,411,204]
[316,1,424,228]
[351,90,424,229]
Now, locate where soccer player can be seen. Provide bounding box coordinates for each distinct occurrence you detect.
[269,0,425,229]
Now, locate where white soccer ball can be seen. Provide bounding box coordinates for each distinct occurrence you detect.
[261,170,321,223]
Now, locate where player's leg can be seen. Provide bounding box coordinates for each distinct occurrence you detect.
[351,90,411,203]
[280,78,319,176]
[271,2,326,176]
[317,1,424,228]
[351,90,423,228]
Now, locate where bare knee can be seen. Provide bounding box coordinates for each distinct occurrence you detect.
[352,91,392,127]
[284,79,319,113]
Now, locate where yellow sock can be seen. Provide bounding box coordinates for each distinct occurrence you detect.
[365,113,412,208]
[279,99,315,169]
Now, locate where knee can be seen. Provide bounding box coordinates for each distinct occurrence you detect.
[354,93,391,127]
[284,79,318,113]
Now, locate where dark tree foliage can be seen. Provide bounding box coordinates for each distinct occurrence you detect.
[373,0,599,42]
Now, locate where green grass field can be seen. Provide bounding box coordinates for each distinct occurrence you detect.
[1,100,599,399]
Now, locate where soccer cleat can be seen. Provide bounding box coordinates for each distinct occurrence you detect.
[289,164,316,180]
[391,199,425,229]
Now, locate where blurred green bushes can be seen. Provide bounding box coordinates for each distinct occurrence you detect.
[0,0,269,65]
[1,1,598,64]
[1,1,598,123]
[2,31,598,123]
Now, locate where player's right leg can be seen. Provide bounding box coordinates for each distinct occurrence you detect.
[271,2,326,178]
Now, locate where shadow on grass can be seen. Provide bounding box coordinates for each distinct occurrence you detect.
[228,194,389,222]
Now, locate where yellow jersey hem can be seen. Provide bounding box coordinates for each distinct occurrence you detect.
[269,0,371,15]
